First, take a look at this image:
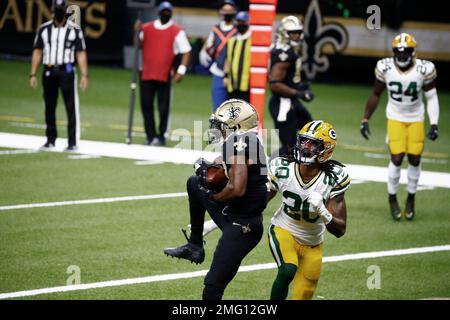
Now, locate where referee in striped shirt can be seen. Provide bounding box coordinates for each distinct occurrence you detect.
[29,0,88,151]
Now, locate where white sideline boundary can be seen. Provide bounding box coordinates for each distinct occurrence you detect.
[1,132,450,188]
[0,244,449,300]
[0,192,188,212]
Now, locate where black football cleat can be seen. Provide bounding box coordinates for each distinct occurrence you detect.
[164,242,205,264]
[389,194,402,221]
[40,142,55,150]
[64,145,78,152]
[405,193,415,221]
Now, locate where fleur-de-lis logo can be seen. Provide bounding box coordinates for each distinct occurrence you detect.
[302,0,348,79]
[234,138,247,152]
[227,106,241,120]
[278,52,289,62]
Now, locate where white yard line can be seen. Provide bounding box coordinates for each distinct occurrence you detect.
[0,244,448,300]
[0,149,39,155]
[1,132,449,188]
[0,192,187,212]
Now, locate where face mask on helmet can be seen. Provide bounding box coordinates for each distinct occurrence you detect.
[208,116,232,144]
[294,135,324,165]
[393,47,414,68]
[287,30,304,47]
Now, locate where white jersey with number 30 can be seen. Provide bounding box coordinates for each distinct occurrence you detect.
[375,58,437,122]
[267,157,350,246]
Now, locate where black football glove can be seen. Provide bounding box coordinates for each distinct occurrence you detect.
[295,89,314,102]
[427,125,438,141]
[194,157,212,176]
[198,184,215,200]
[360,120,370,140]
[295,82,314,102]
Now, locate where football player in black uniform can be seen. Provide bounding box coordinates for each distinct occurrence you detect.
[269,16,314,158]
[164,99,268,300]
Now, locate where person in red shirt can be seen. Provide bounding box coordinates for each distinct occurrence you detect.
[136,1,191,146]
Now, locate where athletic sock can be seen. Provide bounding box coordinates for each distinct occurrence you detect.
[407,164,421,194]
[203,219,218,236]
[387,161,401,195]
[270,264,297,300]
[188,198,205,246]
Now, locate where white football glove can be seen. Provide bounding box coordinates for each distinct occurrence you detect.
[307,192,325,212]
[307,191,333,224]
[199,50,212,67]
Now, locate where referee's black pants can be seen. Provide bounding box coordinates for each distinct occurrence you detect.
[42,66,79,147]
[269,96,313,158]
[140,79,171,144]
[186,176,264,300]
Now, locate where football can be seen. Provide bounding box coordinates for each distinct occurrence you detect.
[205,165,228,192]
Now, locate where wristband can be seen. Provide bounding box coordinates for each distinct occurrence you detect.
[320,208,333,225]
[82,73,89,78]
[177,65,187,76]
[29,74,36,78]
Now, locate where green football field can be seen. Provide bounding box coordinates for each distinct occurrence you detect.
[0,60,449,300]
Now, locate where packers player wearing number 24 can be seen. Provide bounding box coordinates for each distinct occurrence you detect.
[360,33,440,221]
[267,120,349,300]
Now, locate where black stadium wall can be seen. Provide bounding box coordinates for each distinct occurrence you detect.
[1,0,449,90]
[0,0,126,62]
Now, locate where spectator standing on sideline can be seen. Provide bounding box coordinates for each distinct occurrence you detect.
[29,0,88,152]
[136,1,191,146]
[223,11,251,102]
[199,0,237,111]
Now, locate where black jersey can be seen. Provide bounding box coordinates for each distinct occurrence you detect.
[269,45,302,94]
[222,132,268,217]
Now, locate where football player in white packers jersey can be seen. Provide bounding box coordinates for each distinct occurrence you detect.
[360,33,440,221]
[267,120,349,300]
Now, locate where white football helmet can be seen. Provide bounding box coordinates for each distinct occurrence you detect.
[277,16,304,48]
[208,99,258,144]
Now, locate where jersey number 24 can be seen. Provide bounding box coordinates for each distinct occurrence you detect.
[388,81,418,103]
